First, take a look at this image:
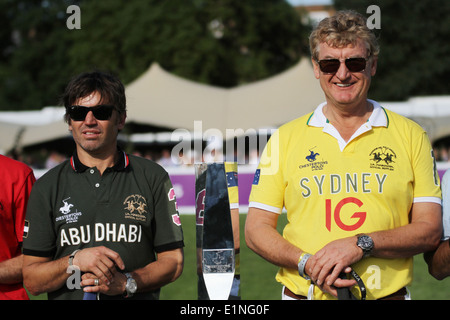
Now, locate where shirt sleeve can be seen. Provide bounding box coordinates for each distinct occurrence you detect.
[225,162,239,210]
[15,169,35,244]
[22,181,57,257]
[441,169,450,240]
[152,172,184,253]
[248,129,285,214]
[411,131,442,205]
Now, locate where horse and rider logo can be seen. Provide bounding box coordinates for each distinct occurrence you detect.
[60,198,74,214]
[123,194,148,222]
[369,146,397,170]
[57,197,82,224]
[306,149,320,162]
[299,147,328,171]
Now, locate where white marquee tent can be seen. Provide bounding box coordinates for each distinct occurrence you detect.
[125,57,324,134]
[382,96,450,142]
[0,107,68,153]
[0,57,449,154]
[0,57,325,153]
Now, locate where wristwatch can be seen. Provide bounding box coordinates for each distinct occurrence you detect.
[356,234,374,258]
[123,273,137,298]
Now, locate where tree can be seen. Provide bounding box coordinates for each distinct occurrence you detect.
[334,0,450,100]
[0,0,77,110]
[0,0,310,110]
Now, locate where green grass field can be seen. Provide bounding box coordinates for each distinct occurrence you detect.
[160,214,450,300]
[30,213,450,300]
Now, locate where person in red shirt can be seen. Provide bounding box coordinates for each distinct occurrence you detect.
[0,154,35,299]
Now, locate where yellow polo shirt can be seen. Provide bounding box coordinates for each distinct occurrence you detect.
[249,100,441,299]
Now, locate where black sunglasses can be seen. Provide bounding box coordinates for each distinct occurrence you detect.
[68,105,115,121]
[317,57,368,74]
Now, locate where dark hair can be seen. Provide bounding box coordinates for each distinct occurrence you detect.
[62,71,127,123]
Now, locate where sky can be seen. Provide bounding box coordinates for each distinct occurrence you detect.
[286,0,333,5]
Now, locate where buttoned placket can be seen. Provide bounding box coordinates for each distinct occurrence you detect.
[323,121,373,152]
[85,167,114,204]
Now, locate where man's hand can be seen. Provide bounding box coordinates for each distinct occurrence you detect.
[306,237,362,297]
[72,246,125,285]
[81,271,127,296]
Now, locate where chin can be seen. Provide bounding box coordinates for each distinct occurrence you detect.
[80,142,103,153]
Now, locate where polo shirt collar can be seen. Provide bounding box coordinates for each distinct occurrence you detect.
[70,148,129,173]
[307,99,388,128]
[306,99,389,152]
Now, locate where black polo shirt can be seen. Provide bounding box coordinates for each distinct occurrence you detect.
[23,150,184,300]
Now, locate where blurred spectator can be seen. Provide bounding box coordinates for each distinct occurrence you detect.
[157,149,175,167]
[45,151,66,169]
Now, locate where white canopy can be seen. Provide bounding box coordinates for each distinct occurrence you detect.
[1,58,449,153]
[125,57,325,134]
[0,107,69,153]
[0,57,325,153]
[383,96,450,142]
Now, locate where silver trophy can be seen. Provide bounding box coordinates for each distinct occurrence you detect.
[195,162,239,300]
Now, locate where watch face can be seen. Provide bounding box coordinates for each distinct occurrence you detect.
[358,235,373,249]
[129,280,137,293]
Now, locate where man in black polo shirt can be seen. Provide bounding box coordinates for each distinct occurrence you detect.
[23,71,184,300]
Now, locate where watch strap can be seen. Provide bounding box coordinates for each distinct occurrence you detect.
[298,252,312,280]
[68,249,80,267]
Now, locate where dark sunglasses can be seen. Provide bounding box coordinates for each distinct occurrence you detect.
[68,105,115,121]
[317,57,368,74]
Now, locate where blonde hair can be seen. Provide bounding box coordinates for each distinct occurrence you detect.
[309,10,380,61]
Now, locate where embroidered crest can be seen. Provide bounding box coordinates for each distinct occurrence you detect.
[123,194,148,222]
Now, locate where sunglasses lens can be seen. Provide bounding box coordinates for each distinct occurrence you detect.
[92,106,114,120]
[69,105,114,121]
[69,106,88,121]
[318,59,340,73]
[345,58,367,72]
[318,58,367,73]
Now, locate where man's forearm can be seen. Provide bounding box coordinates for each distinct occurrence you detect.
[0,254,24,284]
[245,208,301,269]
[369,221,441,259]
[424,240,450,280]
[370,202,441,259]
[133,248,184,293]
[23,255,71,296]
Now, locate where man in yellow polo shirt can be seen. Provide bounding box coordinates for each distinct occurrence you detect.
[245,10,442,300]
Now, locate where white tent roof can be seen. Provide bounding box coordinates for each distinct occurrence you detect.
[125,57,325,134]
[0,121,24,153]
[1,58,448,153]
[382,96,450,141]
[0,58,324,153]
[0,107,69,153]
[0,107,65,126]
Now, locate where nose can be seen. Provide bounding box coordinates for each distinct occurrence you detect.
[335,61,352,80]
[84,110,97,124]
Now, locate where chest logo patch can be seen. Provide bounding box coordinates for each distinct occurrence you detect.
[369,146,396,171]
[299,147,328,171]
[123,194,148,222]
[56,197,82,224]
